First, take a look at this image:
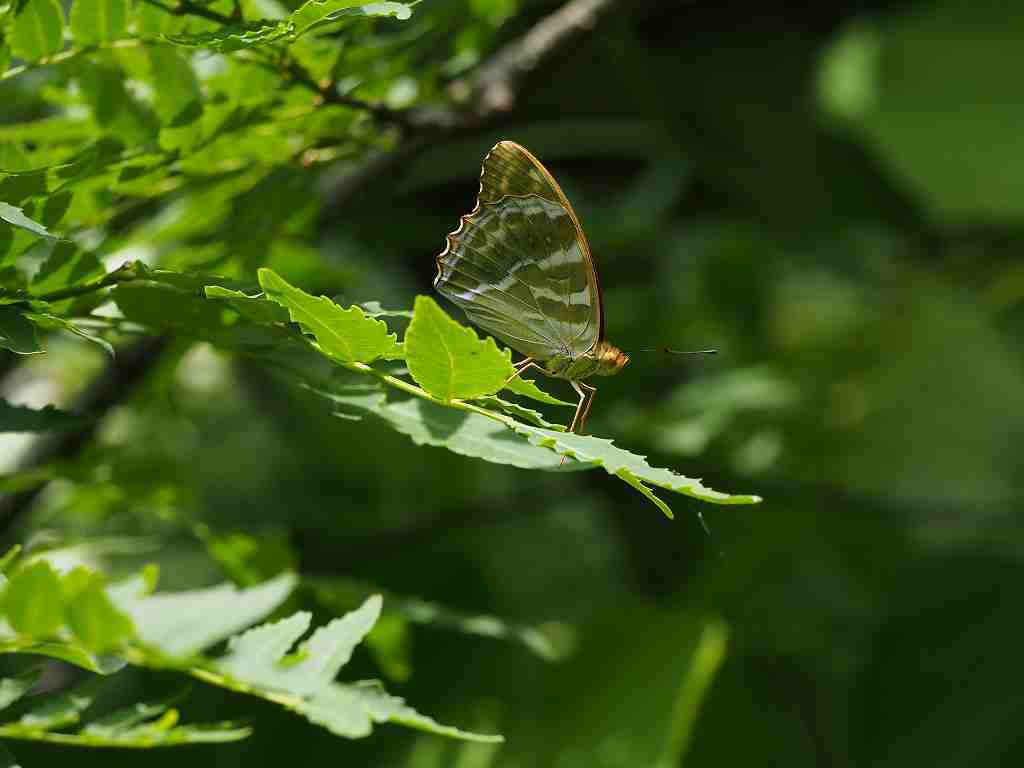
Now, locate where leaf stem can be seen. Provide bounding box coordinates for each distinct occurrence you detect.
[32,262,145,303]
[342,361,519,429]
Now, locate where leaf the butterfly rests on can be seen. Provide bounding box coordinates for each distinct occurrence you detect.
[434,141,628,435]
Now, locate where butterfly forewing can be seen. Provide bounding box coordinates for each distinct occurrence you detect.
[435,141,603,362]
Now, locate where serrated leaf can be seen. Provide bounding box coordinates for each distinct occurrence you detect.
[0,202,59,240]
[504,372,574,406]
[0,400,89,432]
[0,682,249,746]
[0,308,42,355]
[506,424,762,518]
[109,572,297,658]
[473,396,564,430]
[2,561,64,637]
[70,0,129,46]
[204,285,290,324]
[258,268,397,363]
[291,1,413,38]
[203,597,499,742]
[405,295,514,401]
[164,22,292,53]
[313,384,576,470]
[297,682,501,742]
[10,0,65,61]
[217,596,380,696]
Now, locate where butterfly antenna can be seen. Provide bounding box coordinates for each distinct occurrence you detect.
[635,347,718,355]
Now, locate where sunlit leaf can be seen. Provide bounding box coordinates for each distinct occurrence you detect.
[69,0,129,46]
[405,295,514,401]
[0,202,59,240]
[10,0,65,61]
[2,561,64,637]
[258,268,398,363]
[110,572,297,658]
[202,596,501,742]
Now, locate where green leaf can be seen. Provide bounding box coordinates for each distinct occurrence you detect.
[146,48,202,128]
[504,373,574,406]
[165,22,292,53]
[290,1,413,38]
[0,667,43,711]
[217,596,379,695]
[258,268,397,363]
[69,0,129,46]
[109,572,297,658]
[10,0,65,61]
[62,568,135,653]
[14,678,98,731]
[405,295,514,401]
[23,312,114,357]
[0,680,249,746]
[201,596,501,742]
[2,561,64,637]
[0,638,125,675]
[314,384,575,470]
[0,308,42,355]
[0,202,60,240]
[473,395,564,430]
[204,285,290,324]
[30,243,104,297]
[0,399,89,432]
[308,377,758,516]
[505,423,762,518]
[296,681,500,742]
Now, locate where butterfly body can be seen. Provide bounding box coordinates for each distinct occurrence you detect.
[543,340,629,380]
[435,141,627,433]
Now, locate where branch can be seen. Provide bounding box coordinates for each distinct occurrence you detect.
[410,0,620,131]
[324,0,620,207]
[140,0,234,25]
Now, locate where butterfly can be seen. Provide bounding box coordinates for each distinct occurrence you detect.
[434,140,629,434]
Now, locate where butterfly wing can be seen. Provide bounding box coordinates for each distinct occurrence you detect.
[434,141,603,361]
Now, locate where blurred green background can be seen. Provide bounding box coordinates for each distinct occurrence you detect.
[4,0,1024,765]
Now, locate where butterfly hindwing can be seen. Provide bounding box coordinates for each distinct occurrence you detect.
[435,141,603,361]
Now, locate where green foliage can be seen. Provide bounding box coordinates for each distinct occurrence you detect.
[10,0,65,61]
[0,676,251,747]
[258,268,398,364]
[69,0,130,46]
[405,295,515,401]
[5,1,1015,766]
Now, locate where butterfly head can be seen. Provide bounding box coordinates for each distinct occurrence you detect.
[593,340,629,377]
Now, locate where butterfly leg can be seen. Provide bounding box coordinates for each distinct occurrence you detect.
[568,380,597,434]
[503,358,543,387]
